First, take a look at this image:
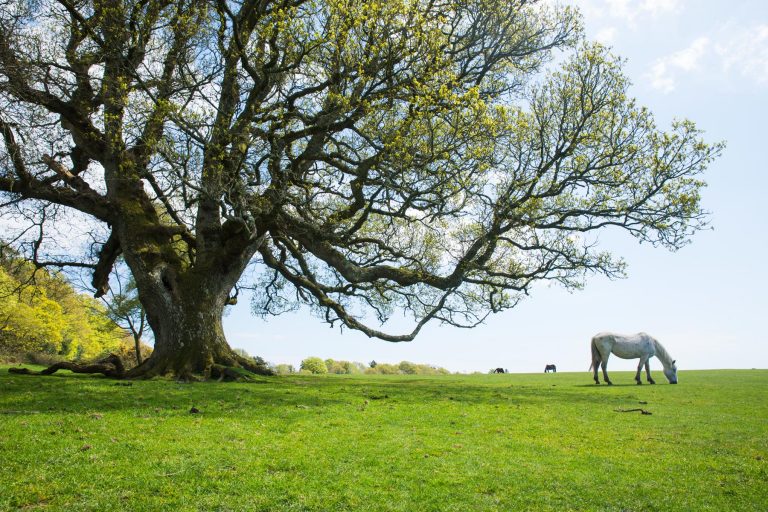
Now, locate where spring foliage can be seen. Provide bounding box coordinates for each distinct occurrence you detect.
[0,0,723,378]
[0,256,135,360]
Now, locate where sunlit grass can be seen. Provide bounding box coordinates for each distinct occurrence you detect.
[0,368,765,511]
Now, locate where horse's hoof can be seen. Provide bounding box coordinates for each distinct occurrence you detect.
[636,381,642,385]
[606,381,613,386]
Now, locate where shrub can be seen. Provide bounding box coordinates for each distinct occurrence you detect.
[0,350,24,364]
[274,364,296,375]
[110,339,154,369]
[325,359,364,374]
[375,363,400,375]
[300,357,328,374]
[25,351,66,367]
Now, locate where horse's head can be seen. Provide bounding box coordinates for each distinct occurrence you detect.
[663,360,678,384]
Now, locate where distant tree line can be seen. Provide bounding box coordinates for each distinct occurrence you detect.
[270,357,451,375]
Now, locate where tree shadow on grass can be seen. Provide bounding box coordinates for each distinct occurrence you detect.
[573,383,661,387]
[0,367,660,421]
[0,368,349,418]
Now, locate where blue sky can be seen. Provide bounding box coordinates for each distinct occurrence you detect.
[225,0,768,373]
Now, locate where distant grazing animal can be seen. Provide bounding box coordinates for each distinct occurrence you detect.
[589,332,678,385]
[544,364,557,373]
[493,368,505,374]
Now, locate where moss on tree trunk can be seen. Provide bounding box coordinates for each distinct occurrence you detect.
[125,274,271,380]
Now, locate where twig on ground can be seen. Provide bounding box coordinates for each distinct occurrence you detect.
[614,408,652,415]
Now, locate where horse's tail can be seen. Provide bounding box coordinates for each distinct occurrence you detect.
[589,337,600,371]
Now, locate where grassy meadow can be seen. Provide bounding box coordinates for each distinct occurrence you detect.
[0,368,766,511]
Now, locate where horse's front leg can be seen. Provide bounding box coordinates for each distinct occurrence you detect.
[645,360,656,384]
[635,357,649,385]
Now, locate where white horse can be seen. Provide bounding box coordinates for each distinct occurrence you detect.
[590,332,678,385]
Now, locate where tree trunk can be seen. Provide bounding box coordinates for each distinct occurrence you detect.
[122,263,271,380]
[130,297,230,379]
[94,175,269,380]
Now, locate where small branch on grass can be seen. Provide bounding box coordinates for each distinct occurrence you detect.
[614,408,652,415]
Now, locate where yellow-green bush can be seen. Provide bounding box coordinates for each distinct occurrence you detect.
[0,261,138,363]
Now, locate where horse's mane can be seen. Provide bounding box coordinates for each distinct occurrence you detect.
[652,338,674,366]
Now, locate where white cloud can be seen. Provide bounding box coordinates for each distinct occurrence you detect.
[638,0,682,17]
[575,0,683,25]
[551,1,768,92]
[646,37,710,93]
[594,26,618,45]
[714,24,768,84]
[645,24,768,93]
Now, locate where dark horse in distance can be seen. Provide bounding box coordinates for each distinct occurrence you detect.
[544,364,557,373]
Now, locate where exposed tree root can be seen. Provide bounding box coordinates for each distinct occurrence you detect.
[233,354,273,376]
[8,351,273,381]
[123,356,164,380]
[9,354,125,378]
[211,365,258,382]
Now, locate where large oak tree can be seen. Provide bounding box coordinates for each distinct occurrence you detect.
[0,0,721,379]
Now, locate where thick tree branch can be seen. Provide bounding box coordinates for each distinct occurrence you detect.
[92,231,123,298]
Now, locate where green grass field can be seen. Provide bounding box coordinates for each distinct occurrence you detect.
[0,368,765,511]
